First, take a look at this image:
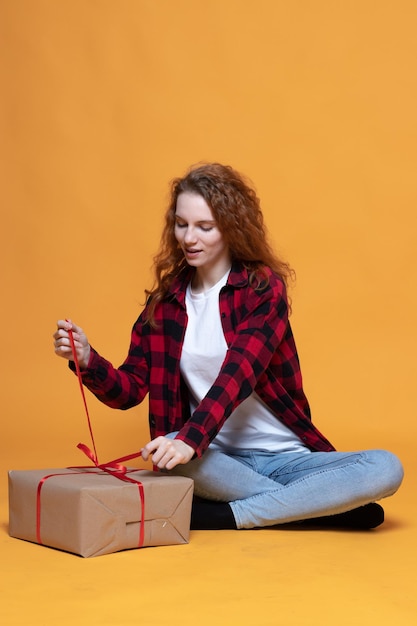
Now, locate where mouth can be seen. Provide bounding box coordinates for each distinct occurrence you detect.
[184,248,202,258]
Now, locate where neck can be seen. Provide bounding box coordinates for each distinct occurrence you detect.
[191,262,231,294]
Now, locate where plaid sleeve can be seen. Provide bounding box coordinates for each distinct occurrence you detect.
[175,278,290,456]
[70,318,150,410]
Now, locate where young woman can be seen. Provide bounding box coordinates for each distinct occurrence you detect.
[53,163,403,530]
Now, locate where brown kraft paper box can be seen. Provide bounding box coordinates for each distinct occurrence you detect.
[8,468,194,557]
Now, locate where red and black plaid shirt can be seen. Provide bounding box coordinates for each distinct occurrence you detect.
[76,262,335,457]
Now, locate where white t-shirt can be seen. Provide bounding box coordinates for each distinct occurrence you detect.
[180,270,309,453]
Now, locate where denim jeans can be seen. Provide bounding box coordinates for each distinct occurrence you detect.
[166,439,404,529]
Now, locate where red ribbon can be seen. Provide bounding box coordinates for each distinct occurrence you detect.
[67,322,99,464]
[36,465,146,548]
[36,324,146,549]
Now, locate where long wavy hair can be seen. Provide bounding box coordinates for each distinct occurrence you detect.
[144,163,294,325]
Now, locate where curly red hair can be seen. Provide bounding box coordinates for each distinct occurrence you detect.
[145,163,294,324]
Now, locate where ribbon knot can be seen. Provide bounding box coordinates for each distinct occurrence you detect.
[75,442,144,479]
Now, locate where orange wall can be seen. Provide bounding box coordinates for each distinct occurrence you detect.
[1,1,416,476]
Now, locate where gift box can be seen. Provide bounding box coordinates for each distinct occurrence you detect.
[8,467,194,557]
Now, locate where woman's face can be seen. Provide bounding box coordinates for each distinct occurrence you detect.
[174,192,231,278]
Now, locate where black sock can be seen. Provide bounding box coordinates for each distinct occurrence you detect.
[300,503,385,529]
[190,497,237,530]
[191,499,384,531]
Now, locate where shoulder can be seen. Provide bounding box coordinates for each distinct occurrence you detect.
[230,263,287,300]
[225,265,289,323]
[258,266,287,292]
[249,270,288,315]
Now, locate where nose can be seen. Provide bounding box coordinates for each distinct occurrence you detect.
[183,227,197,245]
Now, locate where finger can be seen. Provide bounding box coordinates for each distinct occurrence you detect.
[155,445,187,469]
[54,342,73,358]
[164,457,182,470]
[53,329,69,342]
[154,453,174,470]
[56,319,72,331]
[160,448,188,470]
[143,437,166,455]
[66,319,85,336]
[153,446,175,467]
[55,347,73,357]
[55,336,72,348]
[141,445,156,462]
[140,441,158,464]
[142,438,174,467]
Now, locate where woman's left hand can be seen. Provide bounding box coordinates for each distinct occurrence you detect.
[141,436,195,470]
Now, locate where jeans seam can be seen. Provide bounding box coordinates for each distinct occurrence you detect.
[268,454,364,484]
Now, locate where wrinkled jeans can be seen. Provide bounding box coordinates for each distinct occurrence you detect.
[167,439,404,529]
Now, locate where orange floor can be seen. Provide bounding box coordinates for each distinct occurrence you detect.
[1,444,415,626]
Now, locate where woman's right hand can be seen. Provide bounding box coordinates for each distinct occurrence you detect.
[53,319,91,369]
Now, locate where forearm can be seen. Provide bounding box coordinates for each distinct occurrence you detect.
[69,347,148,410]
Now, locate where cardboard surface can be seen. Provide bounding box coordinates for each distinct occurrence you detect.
[8,468,193,557]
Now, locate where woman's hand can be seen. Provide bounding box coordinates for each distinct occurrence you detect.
[141,436,195,470]
[53,319,91,369]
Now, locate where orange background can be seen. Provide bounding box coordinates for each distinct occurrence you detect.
[1,0,416,475]
[1,3,416,625]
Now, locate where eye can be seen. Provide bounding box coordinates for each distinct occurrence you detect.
[200,225,214,232]
[175,221,187,228]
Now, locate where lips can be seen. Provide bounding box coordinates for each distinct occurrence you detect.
[185,248,202,257]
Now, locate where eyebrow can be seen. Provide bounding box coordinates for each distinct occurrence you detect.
[175,217,217,225]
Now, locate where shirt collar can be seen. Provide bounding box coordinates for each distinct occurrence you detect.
[167,261,249,304]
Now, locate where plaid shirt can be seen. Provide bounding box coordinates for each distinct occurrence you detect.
[76,262,335,457]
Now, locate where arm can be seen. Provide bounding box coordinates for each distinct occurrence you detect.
[53,318,150,410]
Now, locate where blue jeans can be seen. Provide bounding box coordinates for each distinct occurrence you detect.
[167,441,404,529]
